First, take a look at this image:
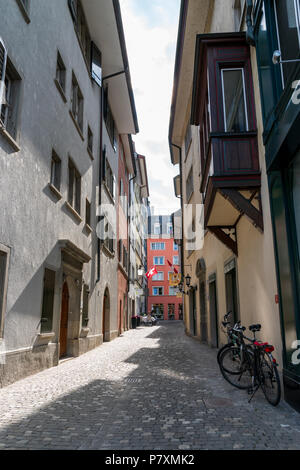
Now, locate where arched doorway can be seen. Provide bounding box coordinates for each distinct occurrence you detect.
[102,288,110,342]
[60,282,69,358]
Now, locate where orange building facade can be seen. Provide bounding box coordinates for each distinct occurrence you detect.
[147,235,183,321]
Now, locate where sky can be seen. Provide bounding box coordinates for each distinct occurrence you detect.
[119,0,181,215]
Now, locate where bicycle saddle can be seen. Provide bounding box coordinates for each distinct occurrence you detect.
[249,324,261,332]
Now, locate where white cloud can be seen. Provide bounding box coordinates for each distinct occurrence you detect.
[120,0,181,213]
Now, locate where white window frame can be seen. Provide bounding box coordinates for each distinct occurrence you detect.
[152,271,164,281]
[152,286,164,296]
[173,256,179,266]
[273,0,300,89]
[221,67,249,132]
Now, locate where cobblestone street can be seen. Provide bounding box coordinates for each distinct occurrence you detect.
[0,321,299,450]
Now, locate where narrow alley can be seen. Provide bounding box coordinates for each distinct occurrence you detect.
[0,322,299,451]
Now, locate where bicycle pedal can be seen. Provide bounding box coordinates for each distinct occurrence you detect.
[247,388,254,395]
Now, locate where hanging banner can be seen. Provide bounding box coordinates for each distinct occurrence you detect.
[169,272,181,287]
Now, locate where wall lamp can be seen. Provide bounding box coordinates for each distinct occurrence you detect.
[185,274,191,288]
[272,50,300,65]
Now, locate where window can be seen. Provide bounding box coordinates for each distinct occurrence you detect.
[152,287,164,296]
[174,242,178,251]
[173,256,179,265]
[104,87,117,151]
[0,48,21,141]
[184,125,192,156]
[167,223,173,235]
[85,199,91,228]
[186,168,194,201]
[153,223,160,235]
[274,0,300,87]
[221,68,248,132]
[152,271,164,281]
[256,4,276,123]
[104,159,115,200]
[168,304,175,319]
[71,72,84,133]
[0,246,10,338]
[40,268,56,333]
[151,242,165,250]
[103,219,115,254]
[154,257,164,265]
[169,287,177,296]
[50,150,61,192]
[123,247,128,271]
[152,303,164,320]
[87,126,93,155]
[118,240,123,263]
[119,179,127,214]
[55,51,66,94]
[68,0,91,67]
[234,0,245,30]
[68,158,81,214]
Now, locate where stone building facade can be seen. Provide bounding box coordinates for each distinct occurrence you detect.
[0,0,139,386]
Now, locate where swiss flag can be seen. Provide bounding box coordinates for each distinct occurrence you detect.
[146,267,158,279]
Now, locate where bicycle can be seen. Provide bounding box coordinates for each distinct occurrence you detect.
[217,311,242,364]
[219,323,281,406]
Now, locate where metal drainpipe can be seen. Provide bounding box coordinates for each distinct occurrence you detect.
[128,157,137,324]
[96,70,126,283]
[171,143,184,278]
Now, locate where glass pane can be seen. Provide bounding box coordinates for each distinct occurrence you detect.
[256,4,275,121]
[289,150,300,268]
[222,69,247,132]
[271,175,298,367]
[275,0,300,86]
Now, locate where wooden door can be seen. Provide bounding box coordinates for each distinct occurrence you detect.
[225,268,238,325]
[200,281,208,342]
[60,282,69,358]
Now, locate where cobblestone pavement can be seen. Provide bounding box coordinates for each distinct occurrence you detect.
[0,321,299,450]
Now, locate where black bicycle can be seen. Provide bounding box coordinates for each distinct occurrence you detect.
[219,323,281,406]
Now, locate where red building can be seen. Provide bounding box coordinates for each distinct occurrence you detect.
[147,217,183,320]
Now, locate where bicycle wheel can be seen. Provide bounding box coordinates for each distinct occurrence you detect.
[217,342,234,364]
[219,346,253,389]
[259,351,281,406]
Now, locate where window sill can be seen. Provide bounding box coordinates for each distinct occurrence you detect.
[118,262,128,279]
[54,79,67,104]
[15,0,30,23]
[35,332,55,347]
[85,223,92,234]
[65,201,83,222]
[69,110,84,141]
[102,243,115,259]
[103,181,115,205]
[0,126,21,152]
[87,147,94,161]
[48,183,62,200]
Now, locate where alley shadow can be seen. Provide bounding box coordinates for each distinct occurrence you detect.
[0,324,299,450]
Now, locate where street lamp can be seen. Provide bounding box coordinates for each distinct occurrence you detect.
[185,274,191,288]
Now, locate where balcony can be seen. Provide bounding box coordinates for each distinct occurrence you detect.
[191,32,263,255]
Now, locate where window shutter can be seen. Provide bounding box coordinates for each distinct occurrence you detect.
[91,42,102,87]
[102,146,106,181]
[68,0,77,24]
[0,39,7,116]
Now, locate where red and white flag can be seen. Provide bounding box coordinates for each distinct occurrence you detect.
[167,259,178,274]
[146,267,158,279]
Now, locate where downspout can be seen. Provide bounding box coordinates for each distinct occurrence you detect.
[128,144,137,324]
[96,70,126,283]
[170,142,184,286]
